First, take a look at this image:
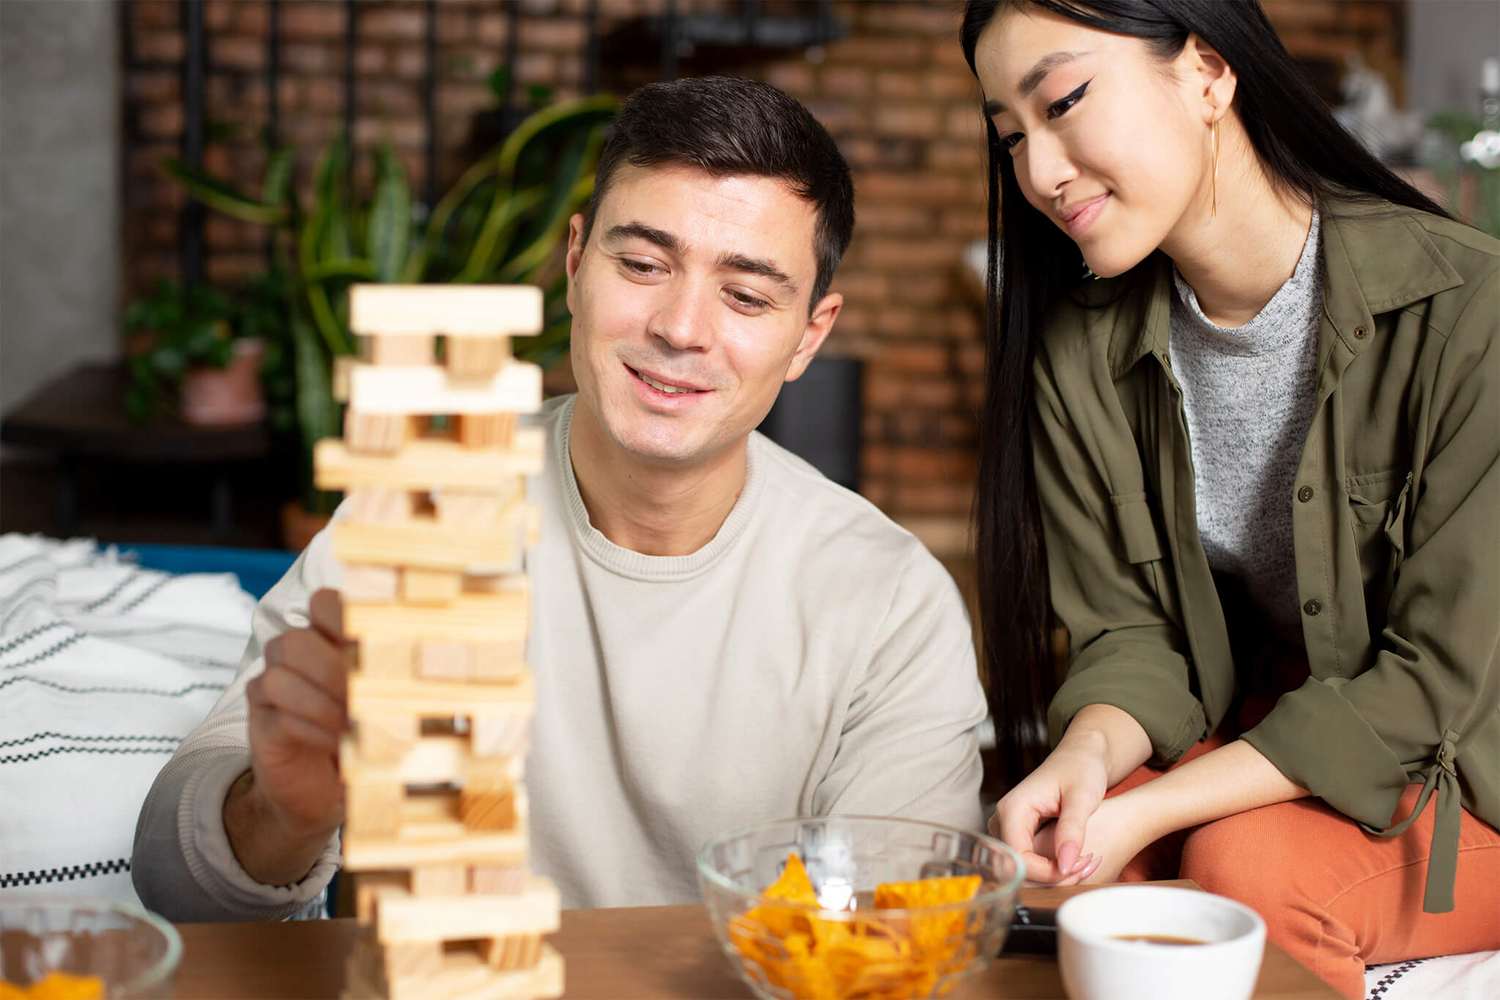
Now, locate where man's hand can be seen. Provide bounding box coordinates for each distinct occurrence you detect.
[224,588,349,886]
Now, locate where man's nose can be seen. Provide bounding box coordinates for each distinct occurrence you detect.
[647,284,715,352]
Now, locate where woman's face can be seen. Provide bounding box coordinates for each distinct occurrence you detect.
[973,7,1218,277]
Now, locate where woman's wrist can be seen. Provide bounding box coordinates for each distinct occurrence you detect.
[1062,704,1153,785]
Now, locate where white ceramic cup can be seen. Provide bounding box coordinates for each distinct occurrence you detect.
[1057,885,1266,1000]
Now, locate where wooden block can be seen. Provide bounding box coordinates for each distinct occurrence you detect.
[382,945,562,1000]
[345,487,420,524]
[362,334,436,366]
[314,430,545,491]
[357,637,413,678]
[332,514,530,575]
[471,641,527,683]
[480,934,542,972]
[409,864,468,897]
[343,733,523,787]
[343,589,529,644]
[349,284,542,338]
[345,935,389,999]
[375,877,559,944]
[346,778,404,838]
[352,716,417,764]
[447,338,512,380]
[355,872,409,922]
[343,828,528,872]
[350,673,533,721]
[332,356,542,415]
[454,410,517,448]
[435,491,505,528]
[462,572,523,595]
[416,639,472,680]
[345,411,410,454]
[469,862,527,896]
[385,941,445,981]
[459,780,516,832]
[470,714,531,759]
[342,564,400,602]
[402,568,462,605]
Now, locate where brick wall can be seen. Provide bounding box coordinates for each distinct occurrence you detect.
[121,0,1406,538]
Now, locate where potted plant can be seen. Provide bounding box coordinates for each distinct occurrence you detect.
[159,94,617,545]
[123,278,267,426]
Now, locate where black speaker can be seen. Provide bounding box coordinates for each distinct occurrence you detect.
[757,356,864,492]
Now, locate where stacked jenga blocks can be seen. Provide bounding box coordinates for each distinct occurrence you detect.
[314,284,561,1000]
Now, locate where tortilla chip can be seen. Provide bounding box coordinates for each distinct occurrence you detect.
[731,854,986,999]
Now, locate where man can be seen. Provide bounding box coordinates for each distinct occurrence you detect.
[134,76,986,919]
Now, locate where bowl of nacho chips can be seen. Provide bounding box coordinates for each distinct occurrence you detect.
[0,897,181,999]
[697,816,1024,1000]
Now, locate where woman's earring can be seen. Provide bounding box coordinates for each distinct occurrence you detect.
[1211,118,1220,219]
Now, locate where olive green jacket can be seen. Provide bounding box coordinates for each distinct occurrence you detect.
[1033,195,1498,912]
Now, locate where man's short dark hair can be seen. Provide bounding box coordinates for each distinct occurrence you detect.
[582,76,854,307]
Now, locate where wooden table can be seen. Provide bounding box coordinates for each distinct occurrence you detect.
[173,883,1340,999]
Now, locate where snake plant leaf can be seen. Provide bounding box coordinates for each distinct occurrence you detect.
[302,258,379,284]
[290,311,339,453]
[261,148,296,208]
[497,173,596,285]
[159,158,288,224]
[368,145,412,283]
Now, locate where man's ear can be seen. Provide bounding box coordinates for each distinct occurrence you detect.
[564,213,586,313]
[1183,32,1237,123]
[783,291,842,383]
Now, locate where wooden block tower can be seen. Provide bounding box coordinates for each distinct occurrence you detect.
[314,284,561,1000]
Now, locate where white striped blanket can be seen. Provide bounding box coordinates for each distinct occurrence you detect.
[0,534,253,907]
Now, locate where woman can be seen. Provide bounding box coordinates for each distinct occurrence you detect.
[960,1,1498,995]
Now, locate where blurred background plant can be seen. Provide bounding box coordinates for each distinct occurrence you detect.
[123,277,237,421]
[157,93,617,515]
[1423,107,1500,238]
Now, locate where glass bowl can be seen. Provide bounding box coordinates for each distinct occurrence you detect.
[0,897,181,998]
[697,816,1024,1000]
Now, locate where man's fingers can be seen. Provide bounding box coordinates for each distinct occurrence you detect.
[264,629,347,708]
[249,666,347,736]
[258,706,342,754]
[309,589,346,644]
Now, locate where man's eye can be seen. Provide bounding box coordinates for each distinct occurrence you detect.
[729,290,770,311]
[1045,80,1089,121]
[621,259,660,276]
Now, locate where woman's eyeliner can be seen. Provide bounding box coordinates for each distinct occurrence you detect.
[999,79,1091,150]
[1046,80,1090,119]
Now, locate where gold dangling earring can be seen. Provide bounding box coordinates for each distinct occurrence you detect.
[1211,118,1219,219]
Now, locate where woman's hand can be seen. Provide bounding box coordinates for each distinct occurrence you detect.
[989,736,1111,883]
[987,704,1153,884]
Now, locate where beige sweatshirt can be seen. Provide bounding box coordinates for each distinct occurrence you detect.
[132,396,986,918]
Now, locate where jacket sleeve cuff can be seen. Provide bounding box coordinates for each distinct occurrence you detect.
[1048,645,1206,765]
[1240,677,1412,828]
[180,752,341,919]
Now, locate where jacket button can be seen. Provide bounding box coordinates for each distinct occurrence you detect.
[1304,599,1322,616]
[1354,325,1367,339]
[1298,486,1314,503]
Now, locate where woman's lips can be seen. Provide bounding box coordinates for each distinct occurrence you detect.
[1059,193,1110,238]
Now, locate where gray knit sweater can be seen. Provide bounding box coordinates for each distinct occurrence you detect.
[1168,210,1323,645]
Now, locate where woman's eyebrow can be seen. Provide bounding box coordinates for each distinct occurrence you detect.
[984,50,1086,115]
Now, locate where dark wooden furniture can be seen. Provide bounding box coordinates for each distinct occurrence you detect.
[1,362,272,537]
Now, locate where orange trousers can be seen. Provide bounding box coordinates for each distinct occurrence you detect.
[1109,730,1500,998]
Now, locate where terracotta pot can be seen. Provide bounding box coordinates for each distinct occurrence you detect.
[181,337,267,426]
[280,499,331,553]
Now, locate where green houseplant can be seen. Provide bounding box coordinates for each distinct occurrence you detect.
[159,94,617,523]
[123,278,264,425]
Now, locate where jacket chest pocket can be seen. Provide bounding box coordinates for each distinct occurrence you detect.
[1346,469,1411,618]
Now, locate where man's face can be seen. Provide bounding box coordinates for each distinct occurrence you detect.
[564,162,841,467]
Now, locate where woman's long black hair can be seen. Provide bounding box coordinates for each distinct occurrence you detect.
[961,0,1450,790]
